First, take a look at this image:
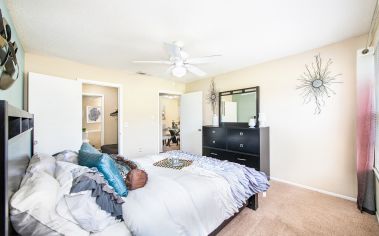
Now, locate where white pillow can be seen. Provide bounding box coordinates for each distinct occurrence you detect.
[61,191,120,233]
[55,161,89,198]
[10,171,89,236]
[54,150,79,164]
[54,161,119,232]
[55,161,89,180]
[27,153,56,175]
[20,153,57,188]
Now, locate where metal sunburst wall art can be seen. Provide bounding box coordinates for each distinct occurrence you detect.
[297,54,342,114]
[207,79,218,115]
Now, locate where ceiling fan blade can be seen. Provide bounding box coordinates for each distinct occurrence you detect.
[164,42,181,58]
[185,55,222,64]
[132,60,172,64]
[185,65,207,77]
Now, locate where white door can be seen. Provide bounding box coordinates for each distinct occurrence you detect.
[28,72,82,154]
[180,91,203,155]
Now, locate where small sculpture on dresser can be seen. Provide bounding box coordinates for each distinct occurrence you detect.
[248,116,256,128]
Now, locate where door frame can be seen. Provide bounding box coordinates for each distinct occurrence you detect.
[157,90,183,153]
[82,93,105,147]
[78,79,124,155]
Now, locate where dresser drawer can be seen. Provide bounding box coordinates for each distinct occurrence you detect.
[203,148,260,170]
[203,127,227,149]
[227,129,260,154]
[202,148,228,160]
[226,152,260,170]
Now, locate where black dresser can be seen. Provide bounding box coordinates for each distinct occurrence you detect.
[202,125,270,178]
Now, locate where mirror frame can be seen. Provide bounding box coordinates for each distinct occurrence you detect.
[218,86,260,127]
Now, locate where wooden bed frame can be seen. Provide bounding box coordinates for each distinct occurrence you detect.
[0,101,34,236]
[0,99,258,236]
[209,194,258,235]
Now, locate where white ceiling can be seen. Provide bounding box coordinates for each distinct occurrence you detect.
[7,0,376,83]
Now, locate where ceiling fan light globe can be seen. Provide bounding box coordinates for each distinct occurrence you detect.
[172,66,186,77]
[174,41,184,48]
[180,51,188,59]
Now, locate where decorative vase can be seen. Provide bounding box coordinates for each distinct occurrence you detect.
[248,116,256,128]
[212,114,218,126]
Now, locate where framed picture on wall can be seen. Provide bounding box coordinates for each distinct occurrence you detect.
[87,106,102,123]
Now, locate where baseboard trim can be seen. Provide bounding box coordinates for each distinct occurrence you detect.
[376,212,379,223]
[270,177,357,202]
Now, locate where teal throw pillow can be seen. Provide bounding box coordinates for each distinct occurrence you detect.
[78,150,128,197]
[80,142,100,154]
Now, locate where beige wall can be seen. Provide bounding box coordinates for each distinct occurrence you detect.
[186,35,367,198]
[25,53,186,157]
[83,84,118,146]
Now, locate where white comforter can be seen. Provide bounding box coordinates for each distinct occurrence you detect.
[122,154,238,236]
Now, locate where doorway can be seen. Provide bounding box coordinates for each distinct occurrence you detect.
[159,93,181,153]
[82,93,104,149]
[81,81,121,154]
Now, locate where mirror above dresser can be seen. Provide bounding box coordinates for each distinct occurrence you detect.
[219,86,259,127]
[203,86,269,178]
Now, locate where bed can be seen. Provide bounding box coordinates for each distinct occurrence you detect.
[0,100,268,236]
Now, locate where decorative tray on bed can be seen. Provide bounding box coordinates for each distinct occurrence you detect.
[153,158,193,170]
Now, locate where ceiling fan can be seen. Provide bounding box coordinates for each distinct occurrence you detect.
[132,41,221,78]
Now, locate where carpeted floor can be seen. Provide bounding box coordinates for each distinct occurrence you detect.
[218,181,379,236]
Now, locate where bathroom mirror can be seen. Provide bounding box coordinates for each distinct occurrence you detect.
[219,86,259,127]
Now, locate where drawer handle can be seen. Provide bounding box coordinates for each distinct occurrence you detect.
[240,144,244,148]
[212,130,216,133]
[240,132,244,136]
[237,158,247,161]
[212,140,216,144]
[210,152,218,156]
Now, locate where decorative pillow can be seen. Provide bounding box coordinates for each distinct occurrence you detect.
[110,154,141,169]
[56,167,124,233]
[70,172,124,219]
[78,150,103,167]
[126,169,148,190]
[53,150,79,164]
[60,190,120,233]
[10,171,89,236]
[20,153,57,187]
[26,153,56,176]
[78,151,128,197]
[114,162,131,181]
[109,155,131,180]
[55,161,90,200]
[55,161,90,181]
[80,142,100,154]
